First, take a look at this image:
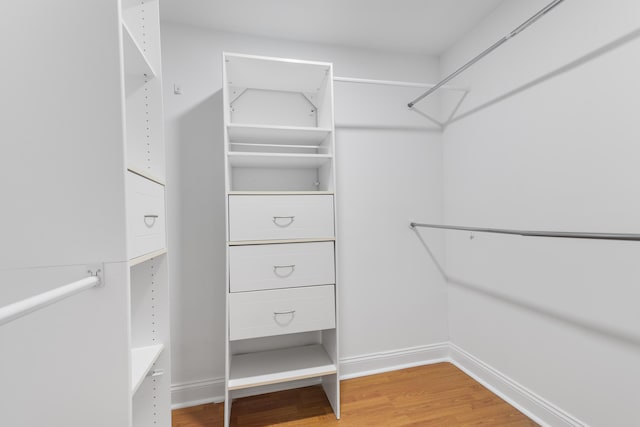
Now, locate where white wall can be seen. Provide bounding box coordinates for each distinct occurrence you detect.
[161,24,448,406]
[437,0,640,425]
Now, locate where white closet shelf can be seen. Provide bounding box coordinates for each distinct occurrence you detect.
[122,21,157,78]
[228,191,335,195]
[127,166,165,186]
[227,124,331,146]
[131,344,164,395]
[228,152,332,169]
[228,237,335,246]
[225,53,331,94]
[129,248,167,267]
[228,344,336,391]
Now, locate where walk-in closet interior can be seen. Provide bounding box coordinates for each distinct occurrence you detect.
[1,1,639,426]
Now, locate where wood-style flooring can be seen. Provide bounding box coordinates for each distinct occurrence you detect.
[172,362,538,426]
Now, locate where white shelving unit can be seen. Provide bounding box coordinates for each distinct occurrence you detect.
[223,53,340,427]
[121,0,170,425]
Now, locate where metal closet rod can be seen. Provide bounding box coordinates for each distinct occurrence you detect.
[409,222,640,242]
[408,0,566,108]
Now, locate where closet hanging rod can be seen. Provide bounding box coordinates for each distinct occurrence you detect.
[409,222,640,242]
[334,76,468,92]
[407,0,566,108]
[0,269,102,327]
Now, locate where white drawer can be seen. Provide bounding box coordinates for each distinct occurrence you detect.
[229,285,335,340]
[127,172,166,260]
[228,195,334,241]
[229,242,335,292]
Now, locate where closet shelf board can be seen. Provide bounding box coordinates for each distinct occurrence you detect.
[228,191,335,195]
[129,249,167,267]
[127,167,165,186]
[228,344,336,391]
[225,53,331,93]
[227,124,331,146]
[131,344,164,395]
[122,21,157,78]
[228,152,332,169]
[228,237,335,246]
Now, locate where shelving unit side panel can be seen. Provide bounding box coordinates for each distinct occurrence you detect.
[130,255,167,349]
[121,0,161,75]
[317,64,334,130]
[125,76,165,181]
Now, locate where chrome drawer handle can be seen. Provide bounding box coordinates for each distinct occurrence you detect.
[272,216,295,227]
[273,264,295,278]
[273,310,296,326]
[144,214,159,227]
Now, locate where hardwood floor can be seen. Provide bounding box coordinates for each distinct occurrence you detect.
[172,362,538,426]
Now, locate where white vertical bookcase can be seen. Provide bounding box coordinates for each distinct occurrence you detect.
[121,0,170,426]
[223,53,340,426]
[0,1,170,426]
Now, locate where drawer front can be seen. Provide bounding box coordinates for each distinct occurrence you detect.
[229,285,335,340]
[229,242,335,292]
[228,195,334,241]
[127,172,166,260]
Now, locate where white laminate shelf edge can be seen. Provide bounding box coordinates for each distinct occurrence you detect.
[121,21,157,78]
[228,344,336,391]
[127,167,165,186]
[227,124,332,146]
[228,237,335,246]
[129,248,167,267]
[131,344,164,395]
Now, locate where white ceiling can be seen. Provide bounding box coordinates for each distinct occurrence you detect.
[160,0,504,55]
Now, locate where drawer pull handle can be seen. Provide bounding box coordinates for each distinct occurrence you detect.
[273,264,296,278]
[273,310,296,326]
[144,214,159,227]
[272,216,295,227]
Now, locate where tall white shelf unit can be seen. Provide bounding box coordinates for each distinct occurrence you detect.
[1,1,170,426]
[122,0,171,425]
[223,53,340,426]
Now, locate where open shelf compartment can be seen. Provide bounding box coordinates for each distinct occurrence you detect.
[228,344,336,391]
[131,344,164,394]
[228,124,331,146]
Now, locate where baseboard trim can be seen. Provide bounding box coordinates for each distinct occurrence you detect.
[171,377,225,409]
[449,344,586,427]
[339,342,450,380]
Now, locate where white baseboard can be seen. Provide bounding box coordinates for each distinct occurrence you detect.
[172,342,587,427]
[449,343,586,427]
[171,377,225,409]
[339,342,450,380]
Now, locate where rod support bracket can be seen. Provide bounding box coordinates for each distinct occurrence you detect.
[87,264,104,287]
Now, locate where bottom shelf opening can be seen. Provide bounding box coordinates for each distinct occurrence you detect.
[228,344,337,391]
